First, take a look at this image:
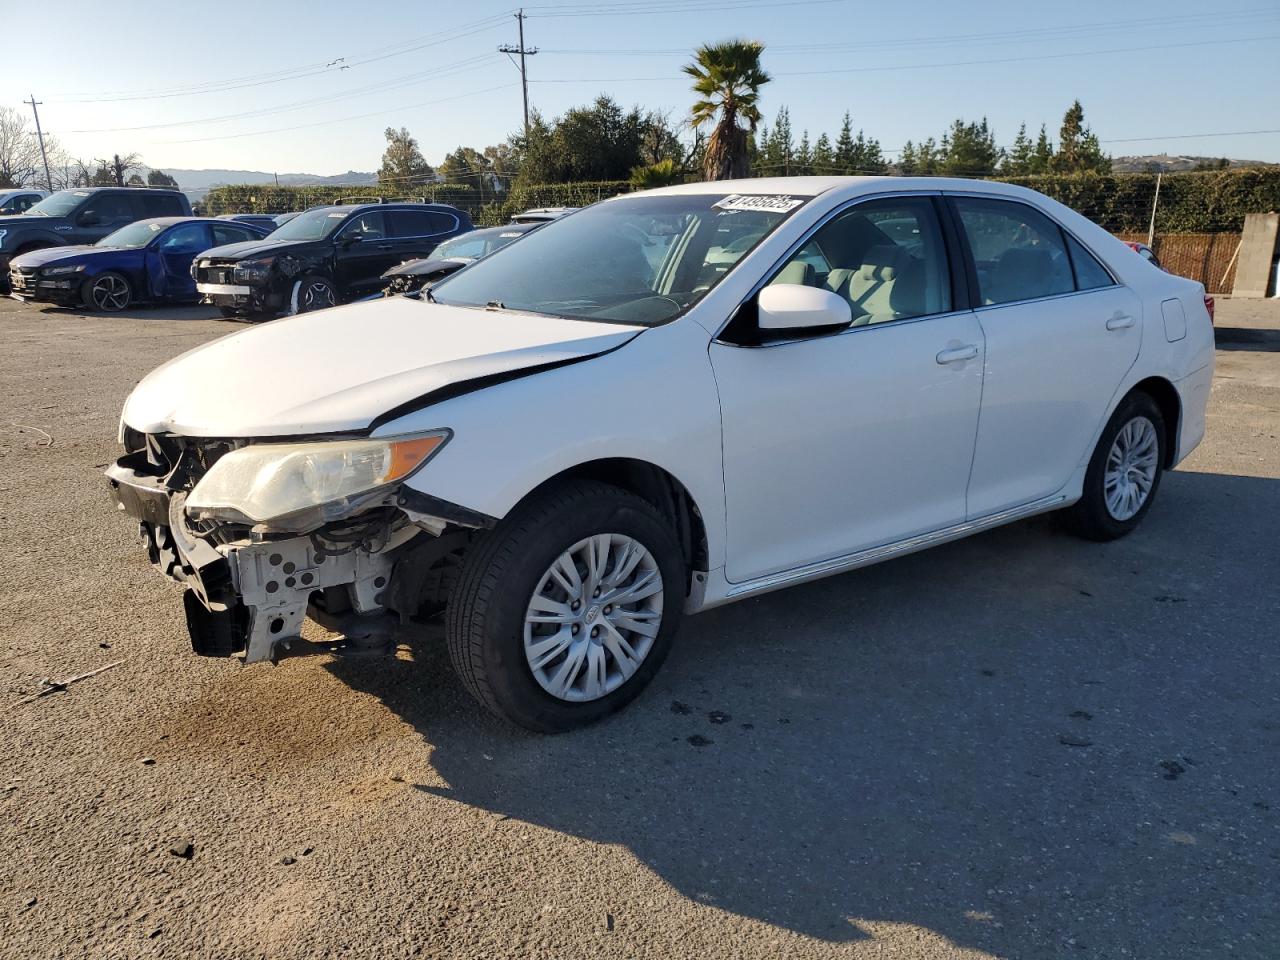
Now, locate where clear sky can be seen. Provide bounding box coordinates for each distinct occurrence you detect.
[3,0,1278,176]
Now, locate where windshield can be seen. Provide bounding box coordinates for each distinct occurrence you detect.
[26,190,91,218]
[431,193,806,325]
[266,207,349,241]
[433,227,527,261]
[97,221,165,248]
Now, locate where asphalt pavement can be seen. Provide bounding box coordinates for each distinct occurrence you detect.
[1,296,1277,959]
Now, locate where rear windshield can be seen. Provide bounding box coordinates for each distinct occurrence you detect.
[431,192,808,326]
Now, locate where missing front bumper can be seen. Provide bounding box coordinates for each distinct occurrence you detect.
[106,452,409,664]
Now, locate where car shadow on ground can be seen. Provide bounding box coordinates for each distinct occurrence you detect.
[33,303,226,322]
[326,470,1280,957]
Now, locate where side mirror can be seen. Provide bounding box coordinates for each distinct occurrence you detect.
[78,212,101,227]
[757,284,851,332]
[340,233,363,247]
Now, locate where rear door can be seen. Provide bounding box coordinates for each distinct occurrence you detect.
[387,208,462,261]
[949,195,1142,517]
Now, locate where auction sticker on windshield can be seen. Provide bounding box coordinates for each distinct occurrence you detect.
[713,194,805,213]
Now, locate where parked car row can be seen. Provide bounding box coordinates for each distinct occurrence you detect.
[4,184,573,317]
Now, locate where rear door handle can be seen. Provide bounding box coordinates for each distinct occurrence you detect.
[1106,313,1135,330]
[375,243,394,250]
[936,344,980,364]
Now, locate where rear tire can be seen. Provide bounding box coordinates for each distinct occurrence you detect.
[446,480,686,733]
[1063,391,1166,541]
[82,272,132,312]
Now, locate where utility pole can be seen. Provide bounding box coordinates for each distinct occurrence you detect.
[1146,171,1162,248]
[498,9,538,138]
[24,95,53,192]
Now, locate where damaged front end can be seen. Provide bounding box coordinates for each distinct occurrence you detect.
[105,429,490,664]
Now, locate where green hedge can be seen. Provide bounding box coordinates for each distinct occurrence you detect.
[203,169,1279,234]
[992,168,1279,233]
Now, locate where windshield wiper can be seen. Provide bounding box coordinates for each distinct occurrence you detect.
[485,300,505,310]
[423,286,437,303]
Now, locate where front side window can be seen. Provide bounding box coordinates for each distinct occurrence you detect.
[81,194,135,227]
[432,192,808,326]
[159,222,211,253]
[769,196,952,325]
[341,211,386,241]
[953,197,1074,305]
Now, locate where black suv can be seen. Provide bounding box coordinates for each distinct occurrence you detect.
[0,188,192,288]
[192,200,473,318]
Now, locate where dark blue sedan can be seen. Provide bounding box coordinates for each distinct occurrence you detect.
[7,217,268,312]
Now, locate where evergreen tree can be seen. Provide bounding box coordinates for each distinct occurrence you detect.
[812,132,834,174]
[938,117,1001,176]
[1053,100,1109,174]
[1004,124,1034,175]
[834,112,856,173]
[899,140,918,175]
[850,130,887,174]
[1032,125,1054,173]
[794,131,812,176]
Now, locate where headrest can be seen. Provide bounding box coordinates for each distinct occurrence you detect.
[857,244,909,281]
[773,260,815,287]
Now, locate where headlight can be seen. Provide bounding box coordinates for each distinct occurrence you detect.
[185,432,449,529]
[42,264,86,276]
[233,258,274,283]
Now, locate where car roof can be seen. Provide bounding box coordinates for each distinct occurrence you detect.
[127,217,261,229]
[639,175,1051,203]
[308,201,462,215]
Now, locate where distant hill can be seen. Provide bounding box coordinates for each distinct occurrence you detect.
[1111,155,1276,174]
[140,167,377,201]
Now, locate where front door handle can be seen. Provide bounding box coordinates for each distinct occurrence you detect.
[936,344,980,364]
[375,243,394,251]
[1106,313,1135,330]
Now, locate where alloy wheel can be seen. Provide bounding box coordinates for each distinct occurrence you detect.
[1104,416,1159,521]
[296,279,335,313]
[90,275,130,312]
[523,533,664,703]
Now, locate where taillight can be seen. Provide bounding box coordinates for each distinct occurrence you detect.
[1204,295,1215,326]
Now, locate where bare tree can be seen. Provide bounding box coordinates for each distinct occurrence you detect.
[98,153,142,187]
[0,106,45,188]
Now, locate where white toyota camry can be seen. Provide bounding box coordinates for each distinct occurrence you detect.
[107,177,1214,732]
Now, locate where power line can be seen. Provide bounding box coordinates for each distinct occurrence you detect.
[50,14,514,103]
[529,33,1280,83]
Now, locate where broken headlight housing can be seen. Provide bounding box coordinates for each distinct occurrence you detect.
[232,258,275,284]
[185,432,449,531]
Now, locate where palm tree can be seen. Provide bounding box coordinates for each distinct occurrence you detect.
[684,41,771,181]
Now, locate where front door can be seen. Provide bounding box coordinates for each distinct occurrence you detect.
[948,195,1142,517]
[152,221,211,300]
[710,196,986,583]
[334,211,396,296]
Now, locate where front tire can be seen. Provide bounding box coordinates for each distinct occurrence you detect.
[1064,391,1166,541]
[446,480,686,732]
[82,272,132,312]
[289,274,337,314]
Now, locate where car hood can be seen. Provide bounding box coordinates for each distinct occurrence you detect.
[198,236,324,261]
[11,245,116,268]
[123,297,642,438]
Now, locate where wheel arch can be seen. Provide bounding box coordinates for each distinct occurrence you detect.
[1127,376,1181,468]
[511,457,710,592]
[13,235,62,254]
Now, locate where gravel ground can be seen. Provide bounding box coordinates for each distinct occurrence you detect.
[1,297,1277,960]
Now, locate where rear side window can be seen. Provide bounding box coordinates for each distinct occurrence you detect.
[953,197,1074,306]
[1064,233,1114,290]
[139,192,186,217]
[389,209,459,238]
[212,224,260,246]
